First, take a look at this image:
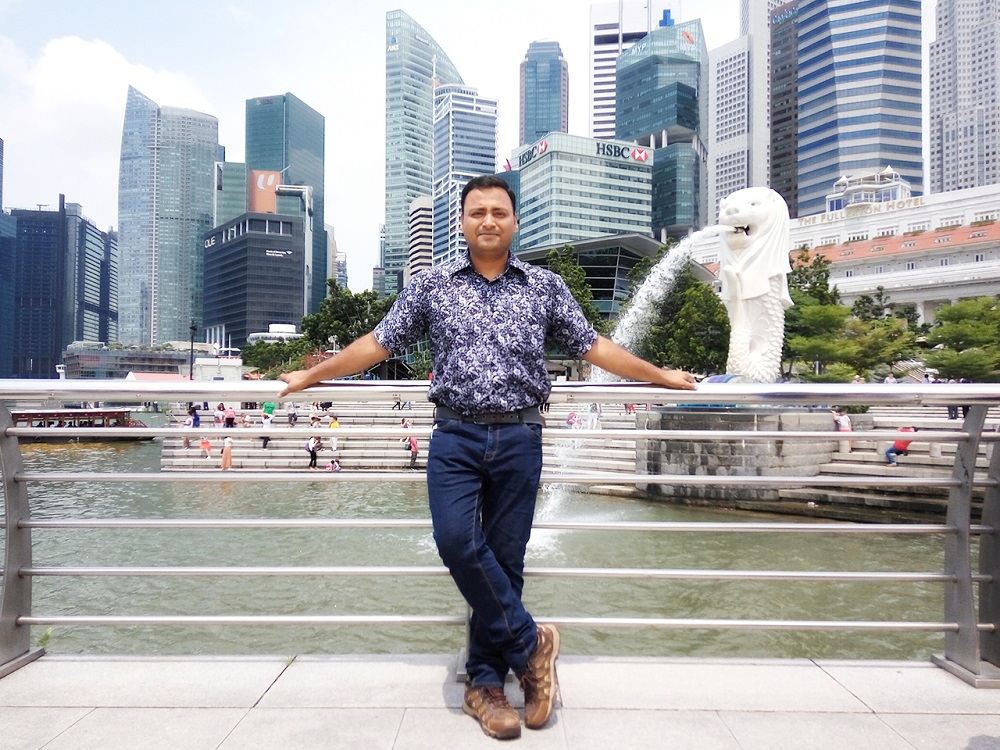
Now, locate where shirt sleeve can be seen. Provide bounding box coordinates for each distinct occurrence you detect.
[373,275,431,354]
[544,272,599,358]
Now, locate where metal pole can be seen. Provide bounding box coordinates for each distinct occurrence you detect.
[0,403,45,677]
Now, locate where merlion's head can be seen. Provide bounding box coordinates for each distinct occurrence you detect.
[719,187,789,254]
[717,187,792,306]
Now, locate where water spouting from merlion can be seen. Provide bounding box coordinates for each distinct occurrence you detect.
[588,225,735,383]
[590,187,793,385]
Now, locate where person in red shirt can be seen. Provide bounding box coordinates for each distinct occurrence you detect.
[885,427,917,466]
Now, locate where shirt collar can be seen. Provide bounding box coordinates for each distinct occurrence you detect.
[450,250,528,280]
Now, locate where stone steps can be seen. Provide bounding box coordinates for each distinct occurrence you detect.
[161,402,641,474]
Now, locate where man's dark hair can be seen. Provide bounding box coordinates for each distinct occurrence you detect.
[461,175,517,214]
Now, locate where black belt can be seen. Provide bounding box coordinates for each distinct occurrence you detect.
[434,405,543,425]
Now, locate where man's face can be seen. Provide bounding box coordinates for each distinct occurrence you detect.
[461,188,518,256]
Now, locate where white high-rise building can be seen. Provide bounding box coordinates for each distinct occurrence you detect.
[407,196,433,287]
[589,0,683,140]
[929,0,1000,193]
[707,0,783,223]
[432,84,498,266]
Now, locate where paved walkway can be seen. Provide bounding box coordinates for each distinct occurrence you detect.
[1,655,998,749]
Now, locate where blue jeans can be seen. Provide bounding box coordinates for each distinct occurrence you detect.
[427,418,543,687]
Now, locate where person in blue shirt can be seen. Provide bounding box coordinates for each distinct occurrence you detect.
[279,175,695,740]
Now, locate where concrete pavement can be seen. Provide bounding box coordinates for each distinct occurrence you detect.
[0,654,998,749]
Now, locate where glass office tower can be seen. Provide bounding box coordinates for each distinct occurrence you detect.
[385,10,463,295]
[795,0,922,216]
[520,41,569,146]
[245,93,326,313]
[117,86,218,345]
[616,19,709,239]
[432,84,498,265]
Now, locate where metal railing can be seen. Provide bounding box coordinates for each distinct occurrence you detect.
[1,379,998,687]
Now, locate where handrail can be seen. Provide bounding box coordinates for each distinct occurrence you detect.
[2,380,999,688]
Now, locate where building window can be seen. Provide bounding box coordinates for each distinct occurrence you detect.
[902,241,917,248]
[940,258,950,267]
[975,253,986,262]
[844,270,854,278]
[905,261,916,271]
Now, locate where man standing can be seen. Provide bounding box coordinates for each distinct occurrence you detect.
[279,175,695,739]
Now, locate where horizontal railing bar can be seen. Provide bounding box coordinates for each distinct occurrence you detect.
[17,614,986,633]
[6,426,988,443]
[18,615,467,626]
[20,566,973,583]
[14,471,990,489]
[19,518,962,534]
[4,379,1000,406]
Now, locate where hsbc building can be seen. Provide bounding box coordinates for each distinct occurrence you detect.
[510,132,653,251]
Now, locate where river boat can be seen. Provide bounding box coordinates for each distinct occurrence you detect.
[10,408,152,442]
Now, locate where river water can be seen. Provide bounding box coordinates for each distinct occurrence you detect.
[8,436,945,661]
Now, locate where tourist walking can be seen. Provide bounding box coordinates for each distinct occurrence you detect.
[278,174,696,740]
[224,405,236,428]
[260,412,273,448]
[285,402,298,426]
[220,435,234,470]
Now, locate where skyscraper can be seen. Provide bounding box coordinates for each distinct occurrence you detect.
[385,10,463,296]
[4,196,117,377]
[407,195,433,285]
[432,84,498,266]
[707,0,784,222]
[0,136,4,208]
[929,0,1000,193]
[589,0,682,140]
[769,1,800,216]
[245,93,326,312]
[520,41,569,146]
[65,202,118,345]
[616,19,709,239]
[117,86,218,346]
[795,0,922,216]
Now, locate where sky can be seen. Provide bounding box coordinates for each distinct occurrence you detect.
[0,0,746,290]
[0,1,933,292]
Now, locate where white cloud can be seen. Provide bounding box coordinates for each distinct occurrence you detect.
[0,35,209,228]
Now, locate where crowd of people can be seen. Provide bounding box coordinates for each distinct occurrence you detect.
[175,401,419,473]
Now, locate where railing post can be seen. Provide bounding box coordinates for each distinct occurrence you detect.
[932,405,1000,687]
[979,415,1000,672]
[0,404,44,677]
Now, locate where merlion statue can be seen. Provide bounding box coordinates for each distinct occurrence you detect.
[718,187,793,383]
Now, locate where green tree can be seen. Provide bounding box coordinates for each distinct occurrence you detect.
[788,249,841,306]
[923,297,1000,381]
[786,304,855,377]
[545,246,606,333]
[634,261,730,374]
[239,338,312,373]
[851,285,923,334]
[840,316,916,375]
[301,280,396,350]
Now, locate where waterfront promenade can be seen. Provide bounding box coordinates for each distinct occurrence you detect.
[1,653,998,749]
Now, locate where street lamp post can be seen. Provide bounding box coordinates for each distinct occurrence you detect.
[188,321,197,410]
[188,321,197,381]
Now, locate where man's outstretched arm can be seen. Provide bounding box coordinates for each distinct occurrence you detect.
[278,332,390,396]
[582,335,697,390]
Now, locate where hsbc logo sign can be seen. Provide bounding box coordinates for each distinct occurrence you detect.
[518,139,548,168]
[596,142,648,162]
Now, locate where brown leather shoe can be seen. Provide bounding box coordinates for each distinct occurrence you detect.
[519,622,560,729]
[463,684,521,740]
